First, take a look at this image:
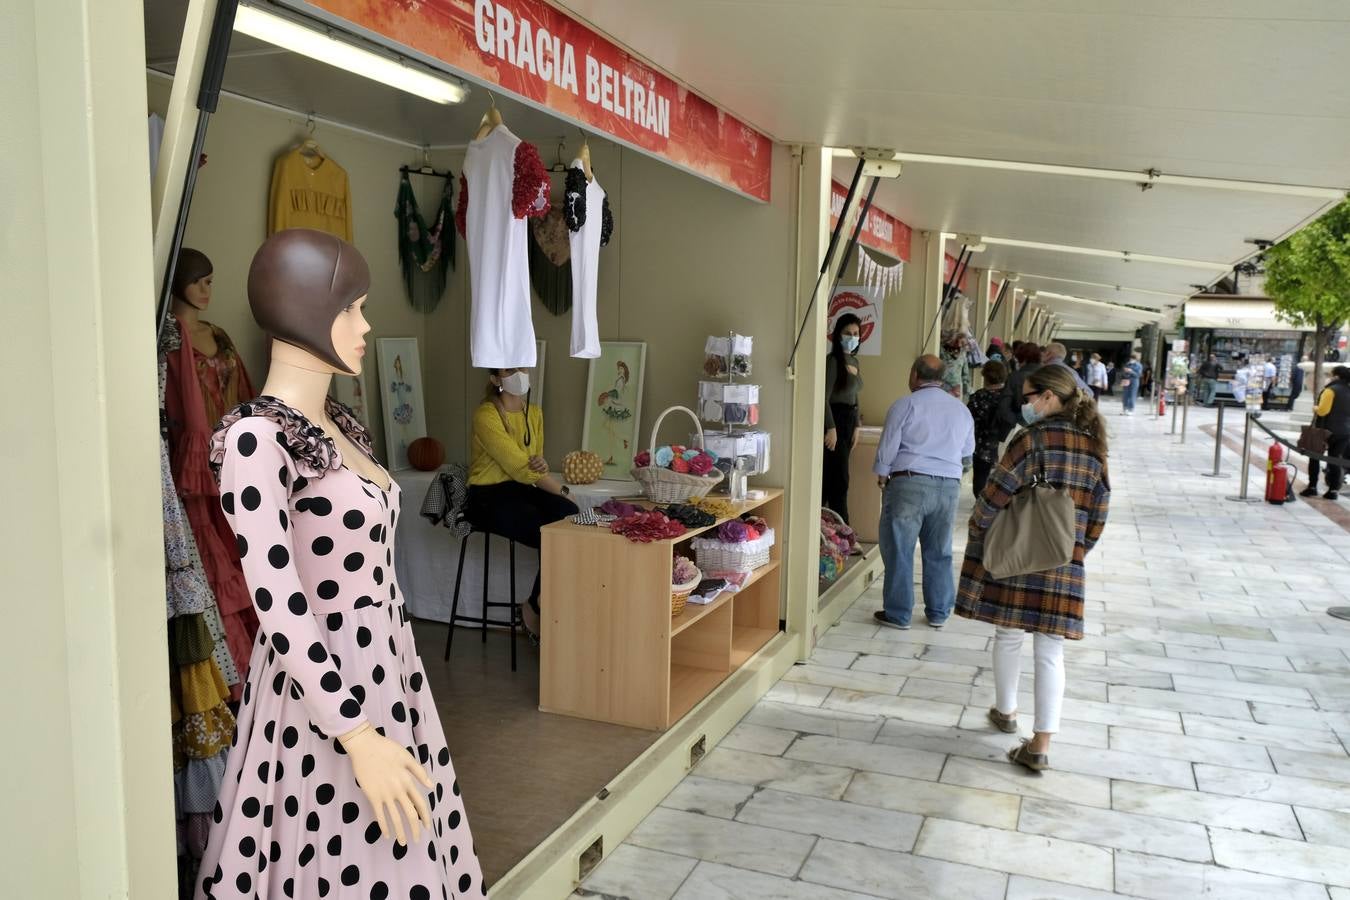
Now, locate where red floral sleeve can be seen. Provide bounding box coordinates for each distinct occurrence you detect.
[512,141,551,219]
[455,173,469,237]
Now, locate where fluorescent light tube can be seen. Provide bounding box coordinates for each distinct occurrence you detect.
[836,148,1346,200]
[981,236,1231,272]
[234,4,468,105]
[1017,274,1185,299]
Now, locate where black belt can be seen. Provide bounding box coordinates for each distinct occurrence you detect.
[889,470,953,480]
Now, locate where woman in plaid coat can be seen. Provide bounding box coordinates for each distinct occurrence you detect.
[956,364,1110,772]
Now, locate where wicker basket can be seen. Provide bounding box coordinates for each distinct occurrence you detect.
[692,528,776,574]
[631,405,724,503]
[671,568,702,617]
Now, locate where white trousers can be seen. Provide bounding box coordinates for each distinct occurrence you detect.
[993,627,1065,734]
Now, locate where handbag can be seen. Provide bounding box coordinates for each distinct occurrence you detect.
[983,429,1077,580]
[1298,424,1330,456]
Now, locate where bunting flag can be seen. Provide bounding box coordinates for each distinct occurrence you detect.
[855,248,904,299]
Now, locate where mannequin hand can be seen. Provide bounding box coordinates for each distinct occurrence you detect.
[339,723,433,846]
[824,428,838,451]
[527,455,549,474]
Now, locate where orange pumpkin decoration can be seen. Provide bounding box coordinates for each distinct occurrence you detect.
[407,437,445,472]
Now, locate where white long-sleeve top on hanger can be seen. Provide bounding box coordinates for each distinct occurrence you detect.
[563,161,614,359]
[456,125,550,369]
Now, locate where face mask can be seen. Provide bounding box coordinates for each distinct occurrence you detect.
[1022,400,1045,425]
[842,335,860,353]
[499,372,530,396]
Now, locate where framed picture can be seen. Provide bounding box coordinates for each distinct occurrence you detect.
[531,339,547,407]
[329,369,371,428]
[582,341,647,479]
[376,337,427,472]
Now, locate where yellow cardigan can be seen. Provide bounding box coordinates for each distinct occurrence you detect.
[469,400,546,487]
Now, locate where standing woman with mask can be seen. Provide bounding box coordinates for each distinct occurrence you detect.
[468,368,578,638]
[823,314,865,524]
[956,365,1110,773]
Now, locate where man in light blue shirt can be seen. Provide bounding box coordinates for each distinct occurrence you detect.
[872,355,976,629]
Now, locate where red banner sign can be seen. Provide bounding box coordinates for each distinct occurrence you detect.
[829,180,912,262]
[303,0,773,201]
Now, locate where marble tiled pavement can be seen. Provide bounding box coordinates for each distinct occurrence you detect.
[577,400,1350,899]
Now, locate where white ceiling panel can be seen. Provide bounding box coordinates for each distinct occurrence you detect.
[833,159,1322,264]
[558,1,1350,187]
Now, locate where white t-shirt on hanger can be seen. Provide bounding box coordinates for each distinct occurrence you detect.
[457,125,549,369]
[564,161,614,359]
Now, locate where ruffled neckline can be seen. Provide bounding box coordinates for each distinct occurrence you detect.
[209,395,375,480]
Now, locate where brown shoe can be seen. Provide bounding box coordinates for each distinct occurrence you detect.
[987,707,1018,734]
[1008,739,1049,772]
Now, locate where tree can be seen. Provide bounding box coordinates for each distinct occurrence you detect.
[1264,200,1350,398]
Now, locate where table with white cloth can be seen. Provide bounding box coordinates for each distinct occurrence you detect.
[393,468,641,623]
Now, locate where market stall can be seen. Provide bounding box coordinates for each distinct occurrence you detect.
[1184,296,1312,409]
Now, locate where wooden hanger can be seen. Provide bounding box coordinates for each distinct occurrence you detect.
[475,92,504,140]
[578,129,593,182]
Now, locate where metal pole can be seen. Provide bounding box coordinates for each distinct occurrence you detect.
[1227,412,1260,502]
[1180,386,1190,443]
[1202,402,1229,477]
[1171,390,1179,434]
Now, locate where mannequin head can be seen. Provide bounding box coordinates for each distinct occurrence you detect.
[247,229,371,374]
[171,248,214,312]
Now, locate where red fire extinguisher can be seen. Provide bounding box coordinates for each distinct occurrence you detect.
[1158,391,1166,415]
[1266,443,1296,504]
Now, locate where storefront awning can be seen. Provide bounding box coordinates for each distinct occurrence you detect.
[1184,297,1302,332]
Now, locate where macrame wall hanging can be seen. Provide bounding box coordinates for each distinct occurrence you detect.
[395,171,455,312]
[855,247,904,298]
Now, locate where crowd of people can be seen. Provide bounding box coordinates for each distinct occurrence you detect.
[826,338,1113,773]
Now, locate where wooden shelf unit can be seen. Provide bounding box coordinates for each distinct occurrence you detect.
[539,489,783,731]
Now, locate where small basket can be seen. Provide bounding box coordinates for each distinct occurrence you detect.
[671,568,702,618]
[692,528,776,574]
[631,406,725,504]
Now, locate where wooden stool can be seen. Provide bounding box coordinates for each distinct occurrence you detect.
[442,527,521,671]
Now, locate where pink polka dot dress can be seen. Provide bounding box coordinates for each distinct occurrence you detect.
[196,397,483,899]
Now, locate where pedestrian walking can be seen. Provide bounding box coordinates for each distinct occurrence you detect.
[873,355,975,630]
[967,360,1008,499]
[1087,353,1108,400]
[1118,352,1143,415]
[1301,365,1350,501]
[1197,353,1221,406]
[956,365,1111,772]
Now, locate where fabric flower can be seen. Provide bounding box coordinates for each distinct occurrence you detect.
[654,446,675,468]
[718,520,750,543]
[670,457,691,474]
[672,555,699,585]
[633,450,651,468]
[682,448,701,462]
[700,448,719,465]
[743,525,761,541]
[688,453,714,476]
[670,445,686,456]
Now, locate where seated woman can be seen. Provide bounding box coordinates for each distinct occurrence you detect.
[468,367,577,639]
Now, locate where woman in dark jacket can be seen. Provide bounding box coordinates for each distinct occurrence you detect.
[957,364,1110,772]
[822,314,864,523]
[1301,365,1350,500]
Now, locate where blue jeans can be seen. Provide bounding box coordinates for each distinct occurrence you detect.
[878,474,959,626]
[1122,381,1139,411]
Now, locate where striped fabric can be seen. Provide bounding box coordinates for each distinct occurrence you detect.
[956,420,1110,639]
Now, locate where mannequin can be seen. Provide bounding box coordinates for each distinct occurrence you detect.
[165,248,259,689]
[196,229,483,900]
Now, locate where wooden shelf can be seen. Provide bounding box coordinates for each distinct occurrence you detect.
[543,489,783,546]
[541,490,784,731]
[670,560,781,637]
[669,664,729,722]
[731,626,776,667]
